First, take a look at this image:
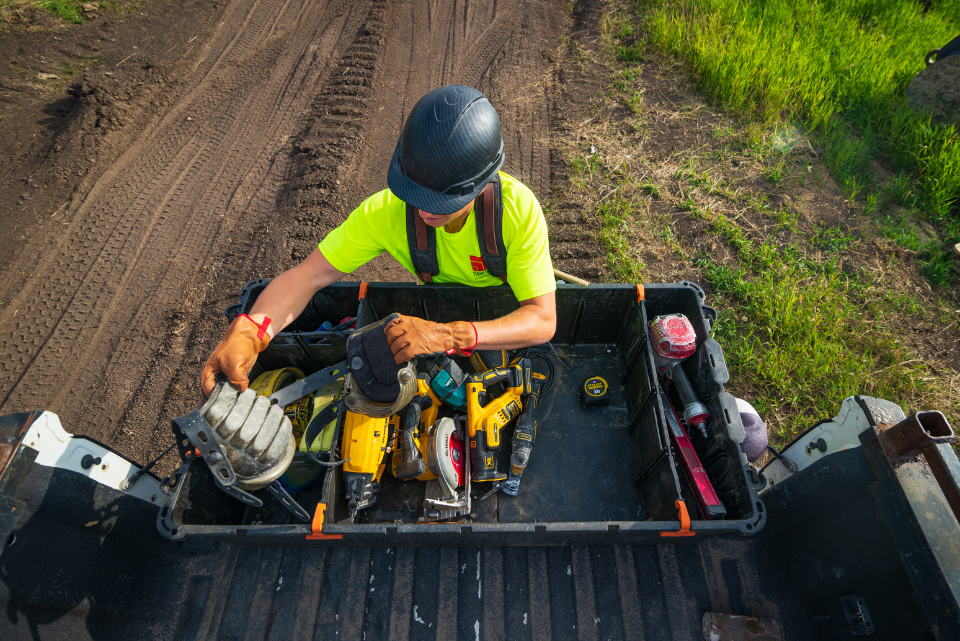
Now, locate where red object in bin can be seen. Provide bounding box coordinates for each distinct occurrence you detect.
[661,390,725,520]
[649,314,697,360]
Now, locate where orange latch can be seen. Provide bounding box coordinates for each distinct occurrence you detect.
[636,284,645,302]
[306,502,343,540]
[359,282,369,300]
[660,499,695,537]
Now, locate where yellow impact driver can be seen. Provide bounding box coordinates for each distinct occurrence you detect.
[466,358,532,482]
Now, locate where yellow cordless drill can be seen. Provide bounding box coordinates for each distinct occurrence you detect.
[466,358,532,482]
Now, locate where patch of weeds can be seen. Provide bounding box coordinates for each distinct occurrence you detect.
[745,191,770,216]
[879,289,926,318]
[688,169,711,188]
[569,150,603,189]
[617,43,643,62]
[58,60,78,77]
[711,124,734,139]
[704,259,933,441]
[624,91,643,116]
[672,157,696,182]
[875,208,923,251]
[640,180,660,199]
[709,146,731,163]
[36,0,83,23]
[763,158,786,185]
[598,195,645,282]
[678,197,699,214]
[772,205,798,233]
[919,243,954,286]
[863,190,880,216]
[811,224,858,253]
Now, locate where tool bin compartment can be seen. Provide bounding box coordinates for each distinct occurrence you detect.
[225,279,361,374]
[158,281,765,545]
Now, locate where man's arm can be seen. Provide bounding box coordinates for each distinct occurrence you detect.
[245,249,346,338]
[383,291,556,363]
[199,250,344,397]
[472,291,556,349]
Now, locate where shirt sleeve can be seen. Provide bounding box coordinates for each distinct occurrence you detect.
[504,196,556,301]
[318,194,389,273]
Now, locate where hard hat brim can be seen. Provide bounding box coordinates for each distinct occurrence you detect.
[386,136,504,216]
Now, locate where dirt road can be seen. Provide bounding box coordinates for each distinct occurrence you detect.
[0,0,570,466]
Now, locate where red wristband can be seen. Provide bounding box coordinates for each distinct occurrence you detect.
[239,314,272,340]
[468,322,479,351]
[447,322,478,357]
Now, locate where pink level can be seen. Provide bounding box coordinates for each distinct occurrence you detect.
[662,392,723,518]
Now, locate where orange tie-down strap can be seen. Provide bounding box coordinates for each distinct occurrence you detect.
[306,503,343,540]
[660,499,695,537]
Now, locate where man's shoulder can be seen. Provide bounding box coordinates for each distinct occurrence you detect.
[498,172,540,211]
[500,172,541,224]
[354,188,404,217]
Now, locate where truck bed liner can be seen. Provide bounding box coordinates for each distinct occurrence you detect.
[0,428,946,640]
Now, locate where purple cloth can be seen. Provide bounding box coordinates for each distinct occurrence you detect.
[740,411,768,462]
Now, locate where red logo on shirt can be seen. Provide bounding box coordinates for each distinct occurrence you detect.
[470,255,487,272]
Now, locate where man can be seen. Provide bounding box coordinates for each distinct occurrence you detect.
[201,85,556,398]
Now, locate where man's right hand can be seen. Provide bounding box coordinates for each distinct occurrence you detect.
[201,314,272,399]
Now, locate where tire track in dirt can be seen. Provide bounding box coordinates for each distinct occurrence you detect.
[0,0,570,467]
[0,0,376,440]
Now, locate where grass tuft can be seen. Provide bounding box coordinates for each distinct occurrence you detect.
[36,0,82,23]
[705,258,932,438]
[644,0,960,240]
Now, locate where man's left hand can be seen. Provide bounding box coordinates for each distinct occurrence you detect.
[384,315,477,364]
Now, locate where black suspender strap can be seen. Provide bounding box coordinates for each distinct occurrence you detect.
[404,173,507,284]
[406,203,439,283]
[474,174,507,282]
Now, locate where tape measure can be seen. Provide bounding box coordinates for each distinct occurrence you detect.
[581,375,610,407]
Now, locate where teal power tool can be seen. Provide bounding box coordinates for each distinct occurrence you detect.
[426,355,468,410]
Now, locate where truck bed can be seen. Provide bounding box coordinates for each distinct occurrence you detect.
[1,410,953,640]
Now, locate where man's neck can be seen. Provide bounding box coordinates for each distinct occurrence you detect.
[443,201,474,234]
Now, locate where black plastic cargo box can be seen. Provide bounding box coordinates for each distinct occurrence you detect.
[158,281,765,545]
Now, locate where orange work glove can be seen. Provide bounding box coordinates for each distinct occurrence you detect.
[201,314,272,399]
[383,315,478,364]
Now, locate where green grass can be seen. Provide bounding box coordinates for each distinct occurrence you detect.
[643,0,960,238]
[36,0,82,23]
[706,259,932,438]
[598,194,646,281]
[697,208,940,438]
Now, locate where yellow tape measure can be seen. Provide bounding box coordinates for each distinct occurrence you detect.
[581,375,610,407]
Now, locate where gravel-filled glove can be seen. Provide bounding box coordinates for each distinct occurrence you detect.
[199,378,295,490]
[383,314,477,364]
[201,314,271,399]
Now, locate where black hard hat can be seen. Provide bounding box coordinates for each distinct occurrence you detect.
[387,85,504,216]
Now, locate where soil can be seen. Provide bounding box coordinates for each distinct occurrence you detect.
[0,0,572,476]
[0,0,956,477]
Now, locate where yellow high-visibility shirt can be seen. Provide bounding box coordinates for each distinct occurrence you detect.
[318,172,555,301]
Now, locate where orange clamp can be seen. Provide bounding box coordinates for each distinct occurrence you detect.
[660,499,695,537]
[359,282,368,300]
[636,284,645,302]
[306,502,343,540]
